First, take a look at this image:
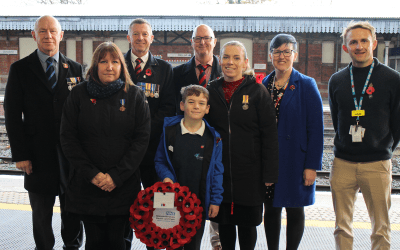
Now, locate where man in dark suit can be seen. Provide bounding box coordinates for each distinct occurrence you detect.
[4,15,83,250]
[124,18,175,250]
[173,24,221,113]
[173,24,222,250]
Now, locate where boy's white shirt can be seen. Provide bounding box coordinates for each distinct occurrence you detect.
[180,118,205,136]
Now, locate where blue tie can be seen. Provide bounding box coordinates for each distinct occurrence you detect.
[46,57,57,89]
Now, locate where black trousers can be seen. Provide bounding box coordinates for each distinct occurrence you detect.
[28,192,83,250]
[83,215,129,250]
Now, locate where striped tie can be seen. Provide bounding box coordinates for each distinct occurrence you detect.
[197,64,209,88]
[46,57,57,89]
[135,58,142,77]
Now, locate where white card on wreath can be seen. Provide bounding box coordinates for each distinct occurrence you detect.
[153,192,175,208]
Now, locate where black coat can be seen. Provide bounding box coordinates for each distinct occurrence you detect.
[206,75,279,206]
[173,55,222,110]
[4,50,83,195]
[60,82,150,216]
[124,50,176,165]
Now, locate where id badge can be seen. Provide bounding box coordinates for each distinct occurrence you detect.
[350,125,364,142]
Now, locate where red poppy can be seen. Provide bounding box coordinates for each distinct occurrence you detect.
[146,68,152,76]
[366,86,375,95]
[256,74,264,84]
[90,98,96,104]
[290,85,295,91]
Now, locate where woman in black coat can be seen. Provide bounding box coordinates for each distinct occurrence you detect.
[206,41,279,250]
[60,42,150,250]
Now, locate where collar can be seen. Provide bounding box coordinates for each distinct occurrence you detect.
[195,56,213,68]
[131,51,149,67]
[37,49,59,64]
[180,118,205,136]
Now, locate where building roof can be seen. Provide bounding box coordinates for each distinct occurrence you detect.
[1,2,399,34]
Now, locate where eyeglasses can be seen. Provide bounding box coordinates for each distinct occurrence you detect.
[272,50,295,57]
[192,36,213,43]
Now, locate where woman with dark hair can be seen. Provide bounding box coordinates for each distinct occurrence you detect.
[60,42,151,250]
[206,41,279,250]
[262,34,324,250]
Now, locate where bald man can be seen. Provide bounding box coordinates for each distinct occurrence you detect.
[173,24,221,113]
[4,15,83,250]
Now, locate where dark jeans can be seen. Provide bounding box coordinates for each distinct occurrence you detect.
[83,214,129,250]
[29,192,83,250]
[264,200,305,250]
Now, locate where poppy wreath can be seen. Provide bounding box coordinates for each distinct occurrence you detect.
[129,182,203,250]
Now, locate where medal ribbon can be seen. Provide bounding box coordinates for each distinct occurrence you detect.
[350,61,374,123]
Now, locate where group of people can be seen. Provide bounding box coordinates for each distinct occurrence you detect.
[4,14,399,250]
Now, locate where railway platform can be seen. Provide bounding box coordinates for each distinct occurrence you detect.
[0,175,399,250]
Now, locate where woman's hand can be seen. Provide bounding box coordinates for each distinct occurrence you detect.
[303,169,317,186]
[208,205,220,218]
[98,173,116,192]
[163,178,174,184]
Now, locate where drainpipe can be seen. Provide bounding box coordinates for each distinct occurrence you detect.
[384,41,390,66]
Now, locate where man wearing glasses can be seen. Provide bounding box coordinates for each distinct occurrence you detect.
[173,24,222,113]
[329,21,400,250]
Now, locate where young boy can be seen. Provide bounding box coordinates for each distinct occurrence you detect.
[155,85,224,250]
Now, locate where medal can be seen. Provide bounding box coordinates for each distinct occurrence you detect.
[150,84,155,98]
[66,77,79,91]
[145,83,151,97]
[154,84,160,98]
[120,99,126,111]
[242,95,249,110]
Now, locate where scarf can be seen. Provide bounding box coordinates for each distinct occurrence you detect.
[87,78,124,99]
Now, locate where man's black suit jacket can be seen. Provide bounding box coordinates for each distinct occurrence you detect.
[124,50,175,166]
[4,50,83,195]
[173,55,222,109]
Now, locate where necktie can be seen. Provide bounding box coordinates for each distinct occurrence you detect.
[46,57,57,89]
[198,64,209,88]
[135,58,143,77]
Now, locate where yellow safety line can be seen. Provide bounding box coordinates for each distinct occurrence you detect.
[0,203,398,231]
[0,203,60,213]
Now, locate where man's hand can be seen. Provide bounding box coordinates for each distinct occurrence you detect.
[265,183,274,186]
[98,173,116,192]
[303,169,317,186]
[16,160,32,175]
[91,172,107,186]
[163,177,173,183]
[208,205,220,218]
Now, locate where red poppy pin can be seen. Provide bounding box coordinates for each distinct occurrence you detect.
[290,85,295,91]
[90,98,96,105]
[145,68,152,76]
[366,83,375,95]
[256,74,264,84]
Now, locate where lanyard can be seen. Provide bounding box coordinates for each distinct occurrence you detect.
[350,61,374,123]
